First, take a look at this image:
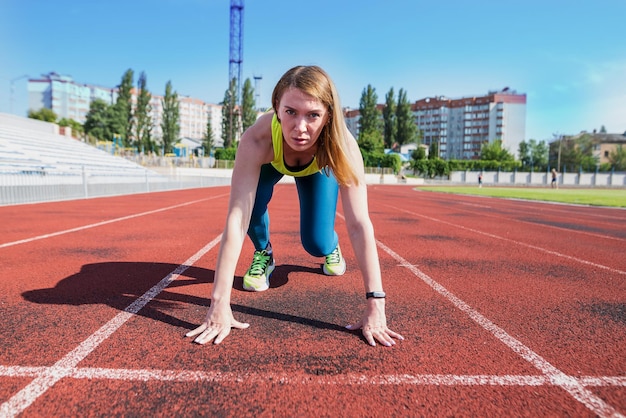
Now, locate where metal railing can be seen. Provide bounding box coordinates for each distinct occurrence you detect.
[0,165,231,206]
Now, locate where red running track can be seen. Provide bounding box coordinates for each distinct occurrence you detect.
[0,185,624,417]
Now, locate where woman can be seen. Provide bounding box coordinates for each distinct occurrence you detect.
[186,65,403,347]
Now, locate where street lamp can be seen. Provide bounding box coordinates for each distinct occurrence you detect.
[10,74,30,114]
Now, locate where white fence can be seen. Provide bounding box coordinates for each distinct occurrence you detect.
[450,170,626,187]
[4,167,625,206]
[0,167,232,206]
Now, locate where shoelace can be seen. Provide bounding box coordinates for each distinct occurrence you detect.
[249,251,271,276]
[325,247,341,265]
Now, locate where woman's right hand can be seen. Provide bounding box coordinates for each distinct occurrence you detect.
[185,301,250,345]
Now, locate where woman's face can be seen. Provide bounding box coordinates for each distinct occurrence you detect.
[277,87,329,153]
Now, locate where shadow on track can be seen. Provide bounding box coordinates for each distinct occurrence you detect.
[21,261,352,335]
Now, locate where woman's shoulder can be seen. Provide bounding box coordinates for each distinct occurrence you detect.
[240,112,273,143]
[237,111,275,164]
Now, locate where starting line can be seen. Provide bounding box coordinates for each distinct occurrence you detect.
[1,364,625,387]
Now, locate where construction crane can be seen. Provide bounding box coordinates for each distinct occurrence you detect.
[227,0,243,145]
[229,0,243,105]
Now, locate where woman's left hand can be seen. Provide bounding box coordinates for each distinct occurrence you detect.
[346,299,404,347]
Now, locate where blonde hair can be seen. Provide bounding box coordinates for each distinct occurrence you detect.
[271,65,359,186]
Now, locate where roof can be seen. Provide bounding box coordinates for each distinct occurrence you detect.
[568,132,626,143]
[384,150,410,162]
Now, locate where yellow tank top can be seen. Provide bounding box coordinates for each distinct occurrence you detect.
[270,113,320,177]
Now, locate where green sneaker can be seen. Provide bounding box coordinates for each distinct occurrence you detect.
[323,244,346,276]
[243,249,275,292]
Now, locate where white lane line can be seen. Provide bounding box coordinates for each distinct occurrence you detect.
[0,194,228,249]
[456,201,624,242]
[384,204,626,276]
[1,365,625,387]
[375,240,623,418]
[420,191,626,222]
[0,235,222,418]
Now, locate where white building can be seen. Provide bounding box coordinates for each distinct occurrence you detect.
[28,72,117,123]
[343,88,527,160]
[27,72,224,147]
[413,88,526,160]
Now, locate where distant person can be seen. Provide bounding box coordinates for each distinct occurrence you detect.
[478,173,483,188]
[551,168,558,189]
[186,65,404,347]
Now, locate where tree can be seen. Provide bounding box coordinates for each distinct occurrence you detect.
[161,80,180,155]
[382,87,396,149]
[358,85,381,136]
[608,144,626,171]
[202,117,216,157]
[410,146,426,175]
[518,140,530,167]
[83,99,114,142]
[518,139,548,171]
[113,69,134,147]
[481,139,514,161]
[28,108,57,123]
[428,141,439,159]
[411,146,426,161]
[134,71,153,153]
[240,78,257,132]
[574,134,598,171]
[357,84,383,152]
[358,130,384,154]
[549,133,597,172]
[221,78,240,149]
[395,88,416,147]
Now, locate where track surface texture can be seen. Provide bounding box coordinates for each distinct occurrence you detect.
[1,186,624,417]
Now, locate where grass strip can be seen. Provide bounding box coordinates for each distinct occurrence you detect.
[415,186,626,208]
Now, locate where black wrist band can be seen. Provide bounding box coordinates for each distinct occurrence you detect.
[366,291,386,299]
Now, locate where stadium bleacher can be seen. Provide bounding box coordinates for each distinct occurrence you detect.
[0,112,152,176]
[0,112,234,206]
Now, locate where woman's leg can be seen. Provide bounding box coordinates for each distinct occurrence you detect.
[295,170,339,257]
[247,164,283,250]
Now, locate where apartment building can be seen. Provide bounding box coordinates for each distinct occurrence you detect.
[344,107,361,138]
[28,72,117,123]
[344,88,527,160]
[413,88,526,160]
[149,94,223,147]
[27,72,224,147]
[343,104,386,142]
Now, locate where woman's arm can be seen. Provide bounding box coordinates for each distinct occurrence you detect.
[186,112,275,344]
[339,130,382,293]
[211,113,274,303]
[339,130,404,347]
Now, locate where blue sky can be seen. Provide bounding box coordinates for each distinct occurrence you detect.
[1,0,624,143]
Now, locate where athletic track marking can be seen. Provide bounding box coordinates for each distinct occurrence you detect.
[2,365,625,387]
[376,240,623,418]
[1,200,623,416]
[0,194,229,249]
[456,202,625,242]
[0,235,222,417]
[383,203,626,276]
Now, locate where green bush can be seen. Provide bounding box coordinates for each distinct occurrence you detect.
[360,150,401,173]
[215,147,236,160]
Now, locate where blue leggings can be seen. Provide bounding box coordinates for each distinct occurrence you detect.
[247,164,339,257]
